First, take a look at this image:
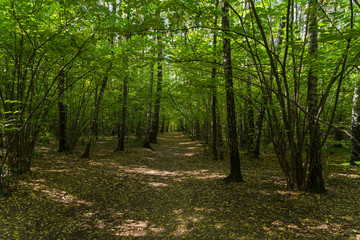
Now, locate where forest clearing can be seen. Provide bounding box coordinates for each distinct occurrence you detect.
[1,132,360,239]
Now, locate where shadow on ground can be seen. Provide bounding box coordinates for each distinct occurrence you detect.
[1,132,359,239]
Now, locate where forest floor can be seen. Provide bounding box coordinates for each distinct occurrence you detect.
[1,132,360,239]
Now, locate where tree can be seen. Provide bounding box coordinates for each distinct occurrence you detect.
[144,59,155,148]
[150,31,163,144]
[116,46,129,152]
[351,79,360,165]
[83,60,112,158]
[222,0,243,183]
[58,70,68,152]
[306,0,326,193]
[211,0,220,161]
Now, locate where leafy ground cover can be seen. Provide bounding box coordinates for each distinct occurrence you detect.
[1,132,360,239]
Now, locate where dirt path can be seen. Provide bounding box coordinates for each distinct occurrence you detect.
[1,132,360,239]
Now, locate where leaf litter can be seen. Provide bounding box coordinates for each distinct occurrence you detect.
[1,132,360,239]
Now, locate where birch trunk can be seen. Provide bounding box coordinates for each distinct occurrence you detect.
[306,0,326,193]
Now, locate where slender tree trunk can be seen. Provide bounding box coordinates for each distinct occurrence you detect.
[82,63,112,158]
[211,0,219,160]
[351,84,360,165]
[217,112,225,160]
[246,77,255,155]
[150,33,163,144]
[165,121,169,132]
[144,61,154,148]
[212,76,218,161]
[252,96,266,157]
[94,86,99,141]
[222,0,243,183]
[117,61,129,152]
[306,0,326,193]
[160,115,165,133]
[58,70,68,152]
[251,16,285,158]
[239,113,246,147]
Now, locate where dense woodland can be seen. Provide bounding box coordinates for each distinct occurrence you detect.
[1,0,360,238]
[0,0,360,221]
[1,0,360,193]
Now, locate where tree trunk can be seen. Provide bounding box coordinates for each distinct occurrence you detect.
[211,0,219,160]
[351,84,360,165]
[251,96,266,158]
[246,77,255,155]
[144,61,154,148]
[82,63,112,158]
[94,86,99,141]
[212,76,218,161]
[306,0,326,193]
[222,0,243,183]
[117,67,128,152]
[58,70,68,152]
[252,16,285,158]
[160,115,165,133]
[150,33,163,144]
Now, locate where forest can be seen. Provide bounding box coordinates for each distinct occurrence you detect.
[1,0,360,239]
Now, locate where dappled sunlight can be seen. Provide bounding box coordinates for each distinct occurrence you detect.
[113,220,164,237]
[113,165,225,182]
[89,161,104,166]
[186,146,198,150]
[184,153,195,157]
[276,190,300,196]
[194,207,216,213]
[119,166,183,178]
[34,168,70,173]
[116,220,148,236]
[20,180,93,206]
[173,208,205,236]
[301,219,343,233]
[5,132,360,239]
[146,181,169,187]
[330,173,360,179]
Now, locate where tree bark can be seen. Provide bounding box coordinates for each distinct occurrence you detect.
[222,0,243,183]
[150,33,163,144]
[160,115,165,133]
[58,70,68,152]
[306,0,326,193]
[144,61,154,148]
[117,59,129,152]
[351,84,360,165]
[211,0,219,160]
[246,76,255,155]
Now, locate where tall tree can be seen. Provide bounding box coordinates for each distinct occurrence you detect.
[117,49,129,152]
[144,60,155,148]
[351,82,360,165]
[306,0,326,193]
[150,30,163,144]
[222,0,243,183]
[58,69,68,152]
[211,0,219,161]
